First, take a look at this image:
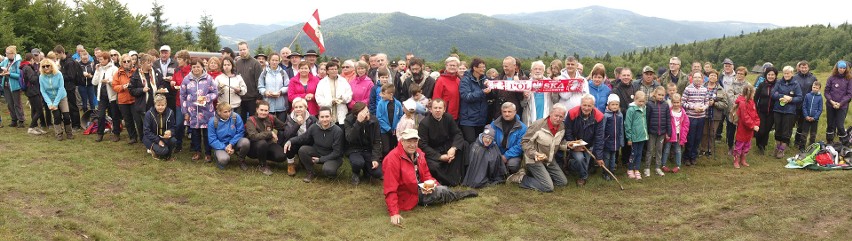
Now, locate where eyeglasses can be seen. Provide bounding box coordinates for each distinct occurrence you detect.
[669,63,679,65]
[111,54,119,56]
[342,66,352,69]
[122,60,132,63]
[41,65,52,69]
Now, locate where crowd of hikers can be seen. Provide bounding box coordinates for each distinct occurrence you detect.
[2,42,850,225]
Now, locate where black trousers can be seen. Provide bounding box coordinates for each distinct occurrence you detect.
[349,150,383,178]
[774,112,796,144]
[28,95,44,128]
[249,139,287,166]
[461,125,484,144]
[239,98,257,121]
[755,111,774,148]
[298,145,342,177]
[97,100,121,135]
[118,104,141,139]
[64,82,82,128]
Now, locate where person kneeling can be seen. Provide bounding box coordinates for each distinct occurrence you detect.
[284,107,344,183]
[383,129,477,227]
[245,100,288,175]
[208,102,250,169]
[462,128,507,188]
[143,95,176,160]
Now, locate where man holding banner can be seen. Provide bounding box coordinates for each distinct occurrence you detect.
[553,56,588,110]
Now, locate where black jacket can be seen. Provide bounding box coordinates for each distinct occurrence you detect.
[143,107,176,149]
[755,80,776,115]
[21,63,41,97]
[129,70,163,112]
[59,57,83,86]
[282,114,318,141]
[645,99,671,136]
[288,123,344,163]
[417,113,466,161]
[344,113,383,161]
[397,71,435,101]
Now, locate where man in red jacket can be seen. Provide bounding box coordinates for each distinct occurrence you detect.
[382,129,477,227]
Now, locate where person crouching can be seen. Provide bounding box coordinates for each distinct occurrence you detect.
[143,94,176,160]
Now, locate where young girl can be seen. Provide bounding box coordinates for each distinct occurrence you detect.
[405,84,429,122]
[602,94,624,180]
[644,86,670,177]
[625,91,648,180]
[662,93,689,173]
[395,99,418,139]
[734,85,760,168]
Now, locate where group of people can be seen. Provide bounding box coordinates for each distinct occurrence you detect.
[3,42,851,226]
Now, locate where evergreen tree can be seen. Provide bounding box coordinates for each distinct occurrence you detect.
[196,13,220,52]
[149,0,169,48]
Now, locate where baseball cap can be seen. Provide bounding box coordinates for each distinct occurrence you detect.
[159,45,171,52]
[399,129,420,140]
[723,58,733,65]
[642,66,654,73]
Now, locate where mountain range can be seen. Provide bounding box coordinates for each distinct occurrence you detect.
[213,6,777,60]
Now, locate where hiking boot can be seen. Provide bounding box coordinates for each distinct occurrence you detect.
[17,121,25,128]
[775,143,787,159]
[191,152,201,161]
[655,168,665,176]
[9,121,17,128]
[204,155,212,163]
[64,125,74,139]
[259,165,272,176]
[506,169,525,184]
[303,172,316,183]
[95,134,104,142]
[757,146,765,156]
[351,173,360,185]
[111,134,120,142]
[127,138,137,145]
[240,161,249,171]
[576,179,586,187]
[54,125,65,141]
[287,163,297,176]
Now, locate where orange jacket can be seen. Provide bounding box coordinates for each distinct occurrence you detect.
[112,68,136,104]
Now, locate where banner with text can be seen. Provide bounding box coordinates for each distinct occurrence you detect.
[485,79,586,93]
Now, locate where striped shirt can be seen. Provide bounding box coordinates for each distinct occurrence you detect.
[683,84,708,118]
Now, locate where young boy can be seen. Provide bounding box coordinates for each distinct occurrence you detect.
[665,82,678,106]
[801,82,823,150]
[625,91,648,180]
[644,86,671,177]
[377,83,403,156]
[143,95,177,160]
[405,84,429,122]
[602,94,624,180]
[369,68,392,115]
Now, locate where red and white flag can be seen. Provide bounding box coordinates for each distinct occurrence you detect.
[302,9,325,53]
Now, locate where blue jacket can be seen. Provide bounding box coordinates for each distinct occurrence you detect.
[588,80,611,113]
[207,113,246,150]
[602,108,625,152]
[459,70,489,127]
[377,98,403,134]
[143,107,176,149]
[488,115,527,159]
[369,84,381,115]
[563,105,605,159]
[258,66,290,112]
[771,78,803,114]
[645,99,671,136]
[39,72,67,107]
[0,54,22,91]
[802,92,823,121]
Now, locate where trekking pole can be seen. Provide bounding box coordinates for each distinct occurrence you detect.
[584,149,624,190]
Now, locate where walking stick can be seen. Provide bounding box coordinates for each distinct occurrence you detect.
[583,149,624,190]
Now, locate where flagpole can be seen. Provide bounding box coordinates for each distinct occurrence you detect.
[287,30,302,49]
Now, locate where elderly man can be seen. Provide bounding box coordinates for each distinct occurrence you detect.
[304,49,320,75]
[153,45,177,108]
[489,56,527,120]
[507,103,570,192]
[418,99,467,186]
[488,102,527,174]
[659,57,690,94]
[284,107,344,183]
[719,58,736,87]
[383,129,477,227]
[563,95,605,186]
[278,47,291,69]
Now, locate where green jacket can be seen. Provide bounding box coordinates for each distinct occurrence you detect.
[658,70,689,94]
[625,103,648,142]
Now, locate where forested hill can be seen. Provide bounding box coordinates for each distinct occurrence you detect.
[583,24,852,75]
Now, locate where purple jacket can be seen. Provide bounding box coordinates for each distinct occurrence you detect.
[824,74,852,109]
[180,72,218,128]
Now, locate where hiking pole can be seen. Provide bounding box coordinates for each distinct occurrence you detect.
[584,149,624,190]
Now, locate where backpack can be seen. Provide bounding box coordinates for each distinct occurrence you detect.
[18,64,27,91]
[214,113,237,129]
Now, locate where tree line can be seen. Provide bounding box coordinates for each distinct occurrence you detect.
[0,0,220,54]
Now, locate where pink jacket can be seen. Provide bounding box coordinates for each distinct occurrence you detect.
[288,73,321,115]
[349,74,374,109]
[667,109,690,144]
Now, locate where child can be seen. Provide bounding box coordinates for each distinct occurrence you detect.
[644,86,671,177]
[801,82,823,149]
[734,85,760,168]
[662,93,689,173]
[369,68,392,115]
[396,99,418,139]
[682,72,708,166]
[377,83,403,156]
[405,84,429,122]
[625,91,648,180]
[665,82,678,106]
[602,94,624,180]
[143,95,177,160]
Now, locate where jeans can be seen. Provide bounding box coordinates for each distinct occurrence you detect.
[628,141,646,170]
[645,134,665,169]
[569,151,591,180]
[3,86,25,123]
[602,150,617,177]
[349,150,383,179]
[190,128,211,155]
[506,157,522,174]
[213,138,250,167]
[175,107,185,149]
[77,85,97,110]
[661,142,682,167]
[520,161,567,192]
[298,145,343,177]
[28,94,44,128]
[685,117,705,161]
[151,138,177,160]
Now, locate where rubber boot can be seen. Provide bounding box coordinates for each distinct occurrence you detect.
[64,125,74,139]
[740,154,749,167]
[733,154,740,168]
[54,124,65,141]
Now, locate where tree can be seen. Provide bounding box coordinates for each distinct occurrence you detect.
[196,13,219,52]
[149,0,169,48]
[253,42,272,56]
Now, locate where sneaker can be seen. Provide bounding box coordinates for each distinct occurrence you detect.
[27,128,40,135]
[627,170,635,179]
[287,163,297,177]
[506,169,525,184]
[655,168,665,176]
[643,169,651,177]
[634,171,642,180]
[259,165,272,176]
[661,166,671,172]
[672,167,680,173]
[36,127,47,134]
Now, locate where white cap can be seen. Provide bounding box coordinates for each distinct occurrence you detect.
[403,99,417,111]
[399,129,420,140]
[128,51,138,56]
[159,45,171,52]
[607,94,620,104]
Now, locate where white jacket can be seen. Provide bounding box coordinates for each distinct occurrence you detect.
[316,76,353,124]
[215,73,247,109]
[554,68,588,110]
[92,62,119,101]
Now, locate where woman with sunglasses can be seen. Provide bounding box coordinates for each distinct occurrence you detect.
[113,54,141,144]
[38,59,73,140]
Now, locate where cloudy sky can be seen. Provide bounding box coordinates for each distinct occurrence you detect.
[111,0,849,27]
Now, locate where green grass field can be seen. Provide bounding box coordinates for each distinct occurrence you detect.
[1,73,850,240]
